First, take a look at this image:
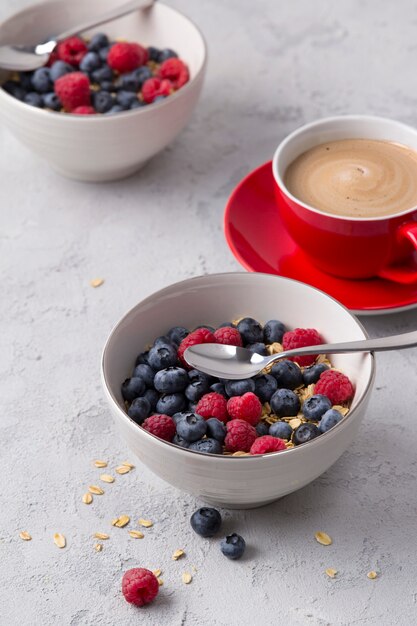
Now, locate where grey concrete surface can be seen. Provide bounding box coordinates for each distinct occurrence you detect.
[1,0,417,624]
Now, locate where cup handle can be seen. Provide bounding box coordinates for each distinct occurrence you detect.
[377,222,417,284]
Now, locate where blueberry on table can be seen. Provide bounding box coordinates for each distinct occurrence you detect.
[256,421,270,436]
[88,32,109,51]
[158,48,178,62]
[319,409,343,433]
[132,363,155,388]
[270,388,300,417]
[155,393,186,416]
[24,92,43,107]
[302,394,332,421]
[31,67,52,93]
[148,343,178,371]
[254,374,277,403]
[176,412,207,442]
[167,326,189,346]
[220,533,246,560]
[190,507,222,537]
[246,342,268,355]
[271,360,303,390]
[42,92,61,110]
[143,388,159,411]
[121,376,146,401]
[293,422,320,445]
[189,438,223,454]
[92,90,114,113]
[154,366,189,394]
[225,378,255,397]
[50,61,74,82]
[128,397,151,424]
[269,421,292,440]
[303,363,330,386]
[263,319,286,344]
[237,317,263,345]
[205,418,227,442]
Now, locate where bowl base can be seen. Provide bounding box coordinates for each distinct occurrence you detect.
[199,496,283,510]
[51,159,149,183]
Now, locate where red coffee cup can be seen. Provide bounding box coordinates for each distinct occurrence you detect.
[272,115,417,283]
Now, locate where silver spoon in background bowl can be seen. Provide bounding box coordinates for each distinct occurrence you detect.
[184,329,417,380]
[0,0,155,72]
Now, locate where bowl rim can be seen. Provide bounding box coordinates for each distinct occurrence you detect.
[0,0,208,121]
[101,272,376,460]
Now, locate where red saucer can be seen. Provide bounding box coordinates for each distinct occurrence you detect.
[224,162,417,314]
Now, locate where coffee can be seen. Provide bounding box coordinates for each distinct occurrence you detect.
[284,139,417,218]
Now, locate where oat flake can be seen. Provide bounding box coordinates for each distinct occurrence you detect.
[95,543,103,552]
[113,515,130,528]
[315,531,332,546]
[153,569,162,577]
[325,568,338,578]
[82,493,93,504]
[116,465,131,475]
[53,533,66,548]
[182,572,192,584]
[172,549,185,560]
[89,485,104,495]
[128,530,144,539]
[367,571,378,579]
[94,532,109,540]
[19,531,32,541]
[100,474,115,483]
[90,278,104,288]
[138,518,153,528]
[93,460,108,468]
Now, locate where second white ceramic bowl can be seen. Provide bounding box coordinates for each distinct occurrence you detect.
[101,273,375,509]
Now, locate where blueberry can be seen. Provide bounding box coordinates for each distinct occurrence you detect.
[167,326,189,346]
[2,81,26,100]
[270,388,300,417]
[172,411,190,424]
[148,46,161,61]
[293,422,320,445]
[130,100,145,109]
[50,60,74,82]
[189,438,223,454]
[100,80,114,92]
[185,380,209,403]
[135,350,149,366]
[143,388,159,411]
[91,64,113,84]
[79,51,101,73]
[271,360,303,389]
[148,343,178,371]
[132,363,155,388]
[99,46,111,62]
[158,48,178,62]
[172,433,190,448]
[263,319,286,344]
[194,325,215,333]
[23,92,43,107]
[115,71,139,92]
[92,90,114,113]
[133,66,153,86]
[217,322,235,328]
[246,342,268,355]
[116,90,138,108]
[127,397,151,424]
[237,317,263,345]
[190,507,221,537]
[302,394,332,421]
[105,104,124,114]
[153,335,174,348]
[319,409,343,433]
[154,96,166,103]
[254,374,277,403]
[88,32,109,51]
[176,412,207,442]
[220,533,246,560]
[225,378,255,397]
[188,402,198,413]
[154,366,188,393]
[188,369,213,386]
[121,377,146,401]
[42,92,61,110]
[206,418,226,442]
[156,393,186,416]
[269,421,292,440]
[303,363,330,386]
[19,72,34,90]
[256,421,270,436]
[210,382,228,397]
[31,67,52,93]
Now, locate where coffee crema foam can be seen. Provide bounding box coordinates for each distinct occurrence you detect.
[284,139,417,218]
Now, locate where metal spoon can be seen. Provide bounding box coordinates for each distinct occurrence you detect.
[184,329,417,379]
[0,0,155,72]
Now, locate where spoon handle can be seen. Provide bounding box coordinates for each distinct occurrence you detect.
[271,329,417,364]
[55,0,155,42]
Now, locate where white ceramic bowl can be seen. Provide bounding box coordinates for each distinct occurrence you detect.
[101,273,375,509]
[0,0,206,181]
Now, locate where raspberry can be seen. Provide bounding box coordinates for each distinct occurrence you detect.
[107,42,148,73]
[54,72,91,111]
[196,392,228,423]
[57,37,88,66]
[250,435,286,455]
[72,105,95,115]
[314,370,354,405]
[227,392,262,425]
[158,58,190,89]
[122,568,159,607]
[213,327,243,347]
[142,414,176,441]
[141,77,173,103]
[177,328,216,367]
[224,419,257,453]
[282,328,323,366]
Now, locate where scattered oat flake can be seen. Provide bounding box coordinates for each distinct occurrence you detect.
[182,572,192,584]
[116,465,131,475]
[19,531,32,541]
[121,462,135,469]
[172,549,185,561]
[325,568,338,578]
[53,533,66,548]
[128,530,144,539]
[113,515,130,528]
[95,543,103,552]
[315,531,332,546]
[94,532,109,540]
[89,485,104,495]
[82,492,93,504]
[153,569,162,577]
[100,474,115,483]
[93,460,107,468]
[367,570,378,579]
[138,518,153,528]
[90,278,104,288]
[157,578,164,586]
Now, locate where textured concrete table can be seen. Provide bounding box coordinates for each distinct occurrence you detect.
[2,0,417,624]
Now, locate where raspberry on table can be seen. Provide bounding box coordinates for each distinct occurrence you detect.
[282,328,323,366]
[213,326,243,347]
[142,414,176,441]
[224,419,257,453]
[227,392,262,425]
[177,328,216,367]
[314,369,354,405]
[57,36,88,66]
[158,57,189,89]
[122,568,159,606]
[107,42,148,73]
[250,435,286,455]
[54,72,91,111]
[195,392,228,423]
